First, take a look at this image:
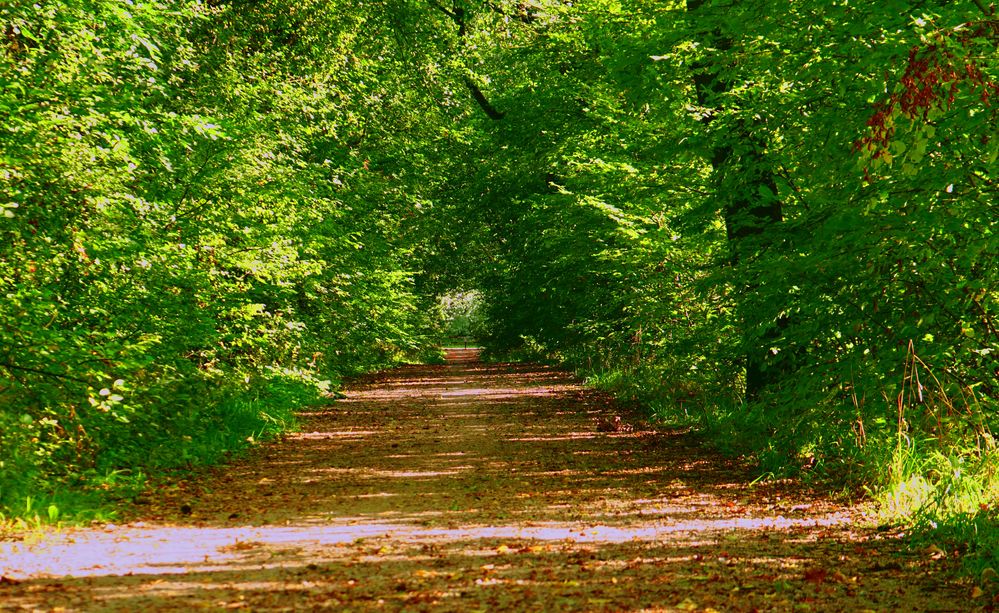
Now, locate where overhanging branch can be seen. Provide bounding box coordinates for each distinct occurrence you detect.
[1,362,90,384]
[430,0,506,120]
[463,76,506,120]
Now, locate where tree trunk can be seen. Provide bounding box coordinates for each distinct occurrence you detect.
[687,0,784,401]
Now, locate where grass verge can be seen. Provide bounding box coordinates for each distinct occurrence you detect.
[0,371,317,535]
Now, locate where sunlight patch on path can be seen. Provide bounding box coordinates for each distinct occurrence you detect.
[0,508,854,581]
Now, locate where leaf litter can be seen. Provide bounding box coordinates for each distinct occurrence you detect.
[0,349,975,611]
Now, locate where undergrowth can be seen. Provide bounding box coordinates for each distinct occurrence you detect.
[0,370,318,533]
[552,342,999,576]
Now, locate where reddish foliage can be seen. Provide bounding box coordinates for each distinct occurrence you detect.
[855,20,999,178]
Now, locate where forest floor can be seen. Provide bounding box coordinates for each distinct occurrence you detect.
[0,350,976,611]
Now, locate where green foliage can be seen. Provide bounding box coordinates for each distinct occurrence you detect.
[2,0,998,570]
[438,290,488,342]
[0,0,441,522]
[412,0,998,569]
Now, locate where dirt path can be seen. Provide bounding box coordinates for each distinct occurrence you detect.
[0,350,969,611]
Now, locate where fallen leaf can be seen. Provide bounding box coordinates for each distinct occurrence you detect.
[924,544,946,560]
[218,540,264,553]
[804,568,828,584]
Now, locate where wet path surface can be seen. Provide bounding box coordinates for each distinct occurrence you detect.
[0,350,965,611]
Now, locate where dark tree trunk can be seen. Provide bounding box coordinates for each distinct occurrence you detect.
[686,0,784,401]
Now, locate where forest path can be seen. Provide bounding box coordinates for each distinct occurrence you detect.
[1,350,965,611]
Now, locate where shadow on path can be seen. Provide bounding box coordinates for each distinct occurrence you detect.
[0,350,965,611]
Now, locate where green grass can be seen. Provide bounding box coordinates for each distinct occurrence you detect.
[875,441,999,573]
[0,372,318,531]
